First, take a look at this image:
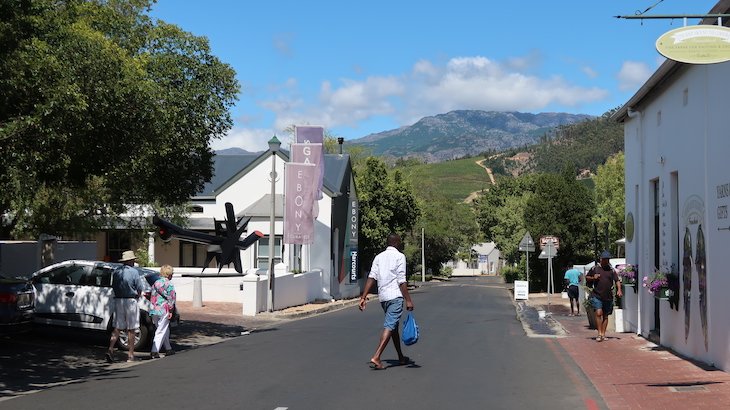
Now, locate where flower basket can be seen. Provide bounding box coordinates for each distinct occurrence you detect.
[644,266,678,304]
[617,264,638,292]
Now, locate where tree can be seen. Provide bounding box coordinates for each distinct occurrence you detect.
[593,152,625,255]
[524,172,594,291]
[0,0,239,238]
[355,157,420,274]
[404,186,480,276]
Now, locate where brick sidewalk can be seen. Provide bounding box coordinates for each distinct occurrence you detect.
[528,294,730,409]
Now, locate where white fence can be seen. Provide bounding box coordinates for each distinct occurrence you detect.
[158,266,330,316]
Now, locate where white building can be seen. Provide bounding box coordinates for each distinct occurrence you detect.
[615,0,730,371]
[448,242,502,276]
[91,142,362,304]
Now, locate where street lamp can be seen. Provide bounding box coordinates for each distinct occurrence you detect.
[267,135,281,312]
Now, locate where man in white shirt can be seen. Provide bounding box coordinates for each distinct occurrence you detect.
[359,233,415,369]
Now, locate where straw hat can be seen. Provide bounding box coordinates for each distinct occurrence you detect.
[119,250,137,262]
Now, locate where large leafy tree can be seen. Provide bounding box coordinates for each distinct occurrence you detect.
[356,157,420,274]
[593,152,625,255]
[0,0,239,238]
[524,171,594,291]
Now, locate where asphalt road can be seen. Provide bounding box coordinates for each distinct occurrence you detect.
[1,276,605,410]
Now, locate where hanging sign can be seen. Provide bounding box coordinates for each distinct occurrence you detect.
[656,25,730,64]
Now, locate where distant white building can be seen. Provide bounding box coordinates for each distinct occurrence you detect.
[447,242,502,276]
[615,0,730,371]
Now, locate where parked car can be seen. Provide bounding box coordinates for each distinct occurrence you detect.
[0,274,35,334]
[31,260,178,350]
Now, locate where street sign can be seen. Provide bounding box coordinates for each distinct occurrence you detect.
[539,235,560,250]
[518,232,535,252]
[514,280,529,300]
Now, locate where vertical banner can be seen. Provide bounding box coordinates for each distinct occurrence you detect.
[284,163,317,244]
[290,143,322,218]
[294,125,325,199]
[347,195,359,283]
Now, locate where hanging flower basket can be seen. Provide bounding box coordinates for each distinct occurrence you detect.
[617,264,638,291]
[644,266,677,302]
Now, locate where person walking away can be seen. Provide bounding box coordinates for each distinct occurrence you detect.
[359,233,414,370]
[107,250,145,363]
[150,264,177,358]
[563,263,583,316]
[585,251,622,342]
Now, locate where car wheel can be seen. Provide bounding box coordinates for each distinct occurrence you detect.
[116,314,152,351]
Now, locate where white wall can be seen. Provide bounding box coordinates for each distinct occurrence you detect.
[623,62,730,370]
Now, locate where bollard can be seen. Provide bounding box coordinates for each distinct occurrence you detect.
[193,277,203,308]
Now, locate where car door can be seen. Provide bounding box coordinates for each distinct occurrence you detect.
[32,261,112,330]
[69,262,115,331]
[33,261,92,327]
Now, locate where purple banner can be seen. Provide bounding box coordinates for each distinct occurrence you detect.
[295,125,324,144]
[284,163,317,244]
[291,142,324,209]
[292,125,324,199]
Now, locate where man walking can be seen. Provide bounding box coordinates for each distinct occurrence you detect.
[107,250,145,363]
[563,262,583,316]
[585,250,622,342]
[359,233,414,369]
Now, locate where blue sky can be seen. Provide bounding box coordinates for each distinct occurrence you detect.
[150,0,718,151]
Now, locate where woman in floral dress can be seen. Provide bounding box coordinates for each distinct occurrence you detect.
[150,264,176,358]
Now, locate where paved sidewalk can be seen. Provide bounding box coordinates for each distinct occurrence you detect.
[526,293,730,409]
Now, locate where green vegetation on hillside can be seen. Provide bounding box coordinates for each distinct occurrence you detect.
[397,158,493,202]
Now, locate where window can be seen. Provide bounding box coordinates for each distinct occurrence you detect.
[180,242,209,268]
[36,265,93,285]
[256,236,282,268]
[107,231,131,262]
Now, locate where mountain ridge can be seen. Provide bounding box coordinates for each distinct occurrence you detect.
[349,110,594,162]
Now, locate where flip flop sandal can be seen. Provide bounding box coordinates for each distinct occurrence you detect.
[369,360,386,370]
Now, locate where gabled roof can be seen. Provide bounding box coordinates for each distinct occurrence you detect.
[614,0,730,122]
[238,194,284,218]
[195,149,352,200]
[472,242,497,255]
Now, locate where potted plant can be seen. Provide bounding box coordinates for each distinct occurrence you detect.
[643,268,671,300]
[617,264,637,286]
[582,285,596,329]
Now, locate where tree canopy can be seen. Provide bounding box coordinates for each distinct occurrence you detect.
[0,0,239,238]
[355,157,420,273]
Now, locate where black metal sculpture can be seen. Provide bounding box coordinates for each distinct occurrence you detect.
[153,202,263,273]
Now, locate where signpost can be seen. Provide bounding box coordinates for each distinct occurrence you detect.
[538,238,558,313]
[518,232,535,296]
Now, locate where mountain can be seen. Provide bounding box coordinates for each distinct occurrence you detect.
[215,147,257,155]
[350,110,594,162]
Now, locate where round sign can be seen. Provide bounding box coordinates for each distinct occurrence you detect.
[626,212,635,243]
[656,25,730,64]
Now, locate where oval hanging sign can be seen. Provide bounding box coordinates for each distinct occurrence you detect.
[656,25,730,64]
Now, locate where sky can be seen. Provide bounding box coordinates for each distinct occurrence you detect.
[150,0,719,151]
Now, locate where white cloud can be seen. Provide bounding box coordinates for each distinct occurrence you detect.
[617,61,653,91]
[210,127,274,152]
[225,53,611,147]
[582,66,598,78]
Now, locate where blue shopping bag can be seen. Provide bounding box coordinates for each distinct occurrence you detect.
[401,312,419,346]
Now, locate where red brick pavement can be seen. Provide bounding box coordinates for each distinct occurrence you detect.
[552,308,730,409]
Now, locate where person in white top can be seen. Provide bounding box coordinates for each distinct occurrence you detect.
[359,233,414,370]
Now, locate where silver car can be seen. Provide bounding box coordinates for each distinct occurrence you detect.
[31,260,175,350]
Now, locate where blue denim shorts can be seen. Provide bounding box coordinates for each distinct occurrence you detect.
[380,297,404,331]
[590,295,614,315]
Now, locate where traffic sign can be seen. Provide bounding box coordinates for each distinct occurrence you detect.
[518,232,535,252]
[539,235,560,250]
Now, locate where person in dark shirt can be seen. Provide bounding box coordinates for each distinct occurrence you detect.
[585,250,622,342]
